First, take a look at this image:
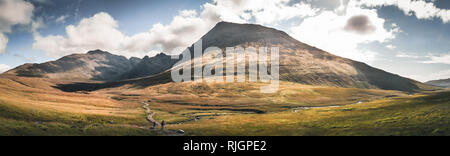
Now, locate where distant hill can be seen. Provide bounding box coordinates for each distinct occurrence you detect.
[426,79,450,88]
[6,50,178,81]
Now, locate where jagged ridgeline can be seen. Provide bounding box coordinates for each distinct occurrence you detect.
[7,50,179,81]
[7,22,433,92]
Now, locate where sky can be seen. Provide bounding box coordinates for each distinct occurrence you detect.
[0,0,449,82]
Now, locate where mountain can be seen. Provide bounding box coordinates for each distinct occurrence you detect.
[426,78,450,88]
[119,53,179,80]
[8,22,433,93]
[6,50,176,81]
[129,57,143,66]
[176,22,431,92]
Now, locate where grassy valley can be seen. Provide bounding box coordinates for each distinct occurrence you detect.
[0,74,153,136]
[168,90,450,136]
[0,22,448,136]
[2,73,446,136]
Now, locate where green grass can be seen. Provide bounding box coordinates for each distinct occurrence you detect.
[144,82,406,127]
[1,75,448,136]
[166,91,450,136]
[0,100,155,136]
[0,117,152,136]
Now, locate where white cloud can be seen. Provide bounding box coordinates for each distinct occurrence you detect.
[0,64,10,73]
[0,0,34,54]
[209,0,318,25]
[422,53,450,65]
[290,3,399,62]
[123,9,220,55]
[0,0,34,32]
[357,0,450,23]
[33,0,52,5]
[33,12,128,58]
[55,15,68,23]
[395,52,450,65]
[33,0,319,58]
[125,0,315,55]
[0,33,7,53]
[396,52,421,59]
[31,17,44,34]
[33,11,220,58]
[392,52,450,82]
[408,69,450,82]
[386,44,396,50]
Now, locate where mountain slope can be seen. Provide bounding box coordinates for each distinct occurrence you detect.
[426,79,450,88]
[9,22,434,93]
[6,50,178,81]
[176,22,431,92]
[119,53,179,80]
[7,50,134,81]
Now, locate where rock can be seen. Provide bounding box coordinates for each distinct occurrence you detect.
[177,129,185,134]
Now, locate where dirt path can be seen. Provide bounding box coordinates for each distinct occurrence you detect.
[141,102,160,126]
[141,102,184,136]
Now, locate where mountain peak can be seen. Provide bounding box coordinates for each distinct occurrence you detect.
[155,53,169,57]
[142,56,151,61]
[143,53,170,60]
[119,52,178,80]
[214,21,272,30]
[87,49,111,55]
[179,21,429,93]
[199,21,300,49]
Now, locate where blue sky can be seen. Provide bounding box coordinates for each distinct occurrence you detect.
[0,0,449,82]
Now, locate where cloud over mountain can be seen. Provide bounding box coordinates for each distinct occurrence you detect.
[423,54,450,65]
[344,15,376,34]
[291,2,399,63]
[0,63,10,73]
[357,0,450,23]
[33,12,127,58]
[26,0,448,77]
[32,0,318,58]
[0,0,34,53]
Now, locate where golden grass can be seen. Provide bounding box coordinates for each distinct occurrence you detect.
[1,74,447,136]
[93,81,406,128]
[0,75,152,136]
[167,91,450,136]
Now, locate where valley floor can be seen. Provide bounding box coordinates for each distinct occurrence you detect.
[0,75,448,136]
[167,90,450,136]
